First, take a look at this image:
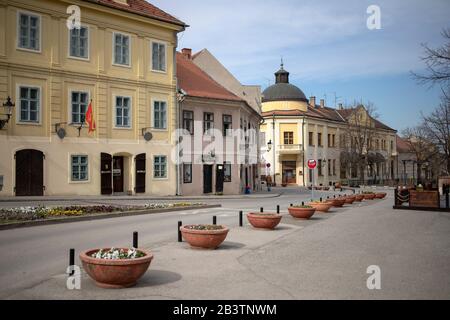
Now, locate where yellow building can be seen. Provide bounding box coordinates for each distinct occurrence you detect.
[0,0,186,196]
[260,63,398,187]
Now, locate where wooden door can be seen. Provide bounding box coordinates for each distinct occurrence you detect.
[113,156,124,193]
[215,164,224,193]
[101,153,113,195]
[135,153,146,194]
[15,149,44,196]
[203,165,213,194]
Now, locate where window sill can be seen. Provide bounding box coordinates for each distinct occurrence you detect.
[16,46,41,54]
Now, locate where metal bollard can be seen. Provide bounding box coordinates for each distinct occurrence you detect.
[239,211,243,227]
[69,248,75,276]
[133,231,138,248]
[213,216,217,225]
[277,205,280,214]
[260,207,264,213]
[178,221,182,242]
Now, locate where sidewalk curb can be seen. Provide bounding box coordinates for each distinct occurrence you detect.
[0,194,282,203]
[0,204,221,231]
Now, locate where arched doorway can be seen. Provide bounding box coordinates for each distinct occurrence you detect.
[15,149,44,196]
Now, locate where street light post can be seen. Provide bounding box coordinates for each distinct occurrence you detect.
[272,113,276,186]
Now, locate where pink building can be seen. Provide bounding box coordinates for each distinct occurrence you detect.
[176,49,261,195]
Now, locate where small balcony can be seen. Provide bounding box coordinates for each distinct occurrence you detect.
[277,144,303,154]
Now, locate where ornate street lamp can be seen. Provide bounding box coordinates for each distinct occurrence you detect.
[0,96,15,129]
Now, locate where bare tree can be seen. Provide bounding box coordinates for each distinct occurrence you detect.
[402,126,440,183]
[421,93,450,174]
[340,102,382,184]
[412,28,450,87]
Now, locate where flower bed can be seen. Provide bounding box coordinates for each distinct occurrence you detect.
[91,247,145,260]
[0,203,207,224]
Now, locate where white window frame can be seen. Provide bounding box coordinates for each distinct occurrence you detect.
[150,40,167,73]
[16,84,42,125]
[112,31,131,68]
[152,99,168,130]
[68,24,90,61]
[17,10,41,53]
[113,95,132,129]
[153,155,168,179]
[69,90,90,125]
[69,154,90,183]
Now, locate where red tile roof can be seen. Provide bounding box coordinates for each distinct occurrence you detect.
[396,135,413,153]
[177,52,243,102]
[83,0,186,27]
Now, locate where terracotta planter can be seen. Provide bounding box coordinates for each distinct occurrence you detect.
[247,213,282,229]
[326,198,345,207]
[354,194,365,202]
[375,192,387,199]
[288,207,316,219]
[180,225,229,249]
[363,193,376,200]
[308,202,333,212]
[344,196,355,204]
[79,248,153,289]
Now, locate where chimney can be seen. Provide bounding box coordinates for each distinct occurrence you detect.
[320,99,325,108]
[309,96,316,107]
[338,103,343,110]
[182,48,192,59]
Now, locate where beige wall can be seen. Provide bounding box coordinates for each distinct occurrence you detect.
[0,0,183,196]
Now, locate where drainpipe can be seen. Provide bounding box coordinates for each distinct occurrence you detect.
[173,40,181,196]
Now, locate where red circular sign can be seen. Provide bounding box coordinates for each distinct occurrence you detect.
[307,159,317,169]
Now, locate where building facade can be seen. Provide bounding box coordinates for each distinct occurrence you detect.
[260,63,398,187]
[0,0,186,196]
[176,49,261,195]
[190,49,262,192]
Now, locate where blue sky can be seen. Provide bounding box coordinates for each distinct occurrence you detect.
[151,0,450,132]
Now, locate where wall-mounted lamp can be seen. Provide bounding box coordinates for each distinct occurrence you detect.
[267,140,272,152]
[141,127,153,141]
[0,97,15,129]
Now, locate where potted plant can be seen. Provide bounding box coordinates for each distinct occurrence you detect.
[344,195,356,204]
[79,247,153,289]
[288,205,316,219]
[247,212,282,229]
[355,194,365,202]
[180,224,229,249]
[362,191,376,200]
[326,198,346,207]
[375,192,387,199]
[308,201,333,213]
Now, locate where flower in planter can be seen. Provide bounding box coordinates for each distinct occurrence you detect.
[184,224,225,231]
[292,205,314,208]
[91,247,145,260]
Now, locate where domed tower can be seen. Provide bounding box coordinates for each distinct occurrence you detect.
[262,62,309,112]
